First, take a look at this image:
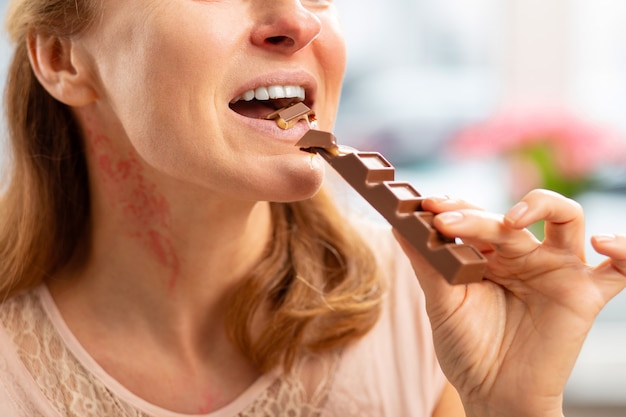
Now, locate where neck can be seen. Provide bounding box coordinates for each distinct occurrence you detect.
[43,107,280,412]
[49,134,273,353]
[47,184,273,412]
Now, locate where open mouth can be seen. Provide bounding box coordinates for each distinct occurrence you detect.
[229,85,307,119]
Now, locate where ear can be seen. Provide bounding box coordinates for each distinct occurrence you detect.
[27,30,98,106]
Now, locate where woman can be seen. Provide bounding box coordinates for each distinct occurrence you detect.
[0,0,623,416]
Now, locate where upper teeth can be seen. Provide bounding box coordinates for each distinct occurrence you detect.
[231,85,305,103]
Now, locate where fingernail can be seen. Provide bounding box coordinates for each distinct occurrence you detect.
[506,202,529,223]
[594,234,616,243]
[437,211,463,225]
[427,195,450,203]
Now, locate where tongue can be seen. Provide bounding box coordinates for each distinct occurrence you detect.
[230,101,277,119]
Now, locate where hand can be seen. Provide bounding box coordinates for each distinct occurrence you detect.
[394,189,626,417]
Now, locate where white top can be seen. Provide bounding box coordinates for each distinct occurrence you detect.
[0,223,446,416]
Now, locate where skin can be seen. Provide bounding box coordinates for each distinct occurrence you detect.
[25,0,626,415]
[398,189,626,417]
[31,0,346,412]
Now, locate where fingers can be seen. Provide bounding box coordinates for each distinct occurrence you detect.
[422,197,494,253]
[590,234,626,301]
[433,209,539,257]
[421,196,484,213]
[504,189,585,258]
[424,190,584,260]
[592,233,626,274]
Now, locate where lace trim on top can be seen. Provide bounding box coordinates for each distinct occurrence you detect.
[0,286,339,417]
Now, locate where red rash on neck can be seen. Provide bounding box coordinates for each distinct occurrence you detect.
[86,129,181,290]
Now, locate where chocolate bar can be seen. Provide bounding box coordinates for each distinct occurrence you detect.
[264,102,315,129]
[295,129,487,285]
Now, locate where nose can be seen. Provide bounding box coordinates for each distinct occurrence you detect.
[250,0,322,54]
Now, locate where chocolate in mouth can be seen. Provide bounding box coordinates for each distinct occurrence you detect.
[264,102,316,130]
[229,98,300,119]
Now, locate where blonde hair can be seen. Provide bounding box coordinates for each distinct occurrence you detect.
[0,0,101,295]
[228,196,384,372]
[1,0,384,372]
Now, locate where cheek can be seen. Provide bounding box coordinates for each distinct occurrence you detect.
[102,47,224,179]
[315,17,347,129]
[319,10,348,79]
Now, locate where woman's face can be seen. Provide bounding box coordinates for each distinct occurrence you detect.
[76,0,346,202]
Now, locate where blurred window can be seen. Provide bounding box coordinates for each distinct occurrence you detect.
[335,0,503,164]
[571,0,626,132]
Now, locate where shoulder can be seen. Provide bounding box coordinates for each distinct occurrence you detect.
[0,286,45,332]
[332,217,447,414]
[350,216,421,300]
[0,287,57,416]
[350,216,429,332]
[350,216,404,269]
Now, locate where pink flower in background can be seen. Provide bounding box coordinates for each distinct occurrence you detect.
[449,109,626,198]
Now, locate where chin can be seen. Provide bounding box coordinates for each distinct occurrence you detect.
[265,153,326,201]
[273,180,324,203]
[265,170,325,203]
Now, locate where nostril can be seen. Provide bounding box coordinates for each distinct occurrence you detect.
[266,36,295,48]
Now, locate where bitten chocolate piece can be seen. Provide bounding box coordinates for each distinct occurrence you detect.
[294,128,340,155]
[264,102,315,129]
[296,129,487,285]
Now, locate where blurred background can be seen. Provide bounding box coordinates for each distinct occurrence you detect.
[333,0,626,415]
[0,0,625,415]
